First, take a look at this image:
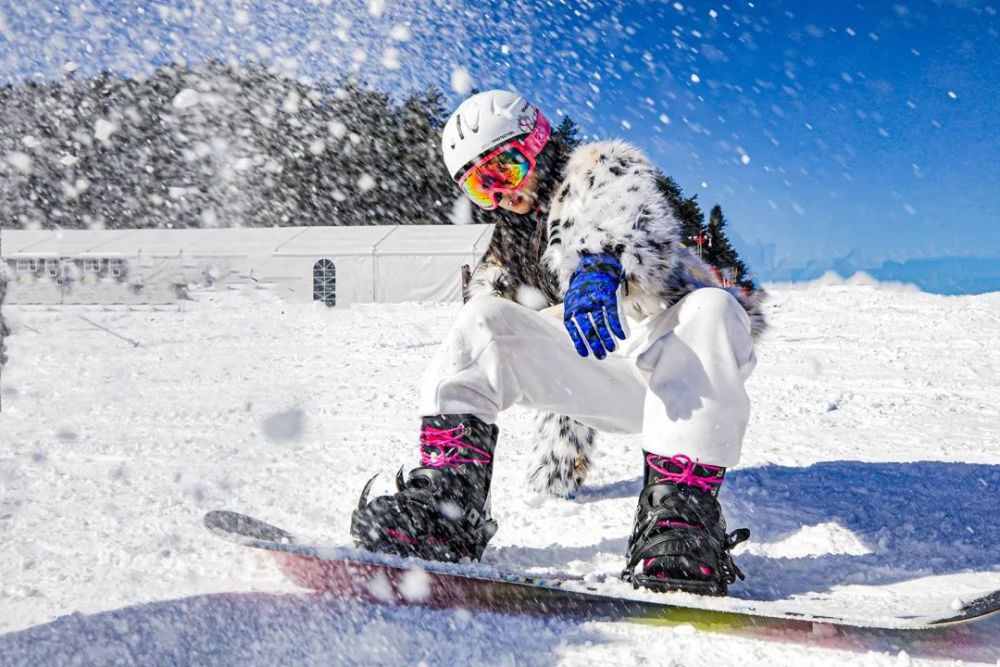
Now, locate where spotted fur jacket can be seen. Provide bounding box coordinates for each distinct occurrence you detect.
[468,139,767,498]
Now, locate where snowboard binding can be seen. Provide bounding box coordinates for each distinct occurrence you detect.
[351,414,499,563]
[622,454,750,596]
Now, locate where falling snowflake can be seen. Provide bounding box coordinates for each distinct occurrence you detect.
[5,151,32,173]
[382,47,401,70]
[94,119,116,141]
[172,89,200,109]
[451,66,472,94]
[390,25,412,41]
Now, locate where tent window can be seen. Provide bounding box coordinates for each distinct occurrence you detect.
[313,258,336,307]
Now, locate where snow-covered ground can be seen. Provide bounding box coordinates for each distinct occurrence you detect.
[1,282,998,665]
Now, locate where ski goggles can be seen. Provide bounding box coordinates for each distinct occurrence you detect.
[457,111,551,210]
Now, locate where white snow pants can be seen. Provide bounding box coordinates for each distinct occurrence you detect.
[418,288,757,467]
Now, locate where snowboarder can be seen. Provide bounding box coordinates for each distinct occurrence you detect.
[352,90,767,595]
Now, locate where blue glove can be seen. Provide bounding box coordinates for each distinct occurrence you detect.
[563,253,627,359]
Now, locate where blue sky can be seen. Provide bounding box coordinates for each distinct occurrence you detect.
[1,0,997,280]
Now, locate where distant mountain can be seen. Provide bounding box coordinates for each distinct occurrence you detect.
[727,229,1000,295]
[867,256,1000,295]
[754,255,1000,295]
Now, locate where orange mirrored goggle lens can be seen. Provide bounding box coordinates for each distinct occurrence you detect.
[460,146,534,210]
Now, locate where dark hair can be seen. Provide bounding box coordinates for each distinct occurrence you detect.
[531,140,567,216]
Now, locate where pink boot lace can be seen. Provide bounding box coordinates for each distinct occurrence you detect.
[420,425,492,469]
[645,453,724,495]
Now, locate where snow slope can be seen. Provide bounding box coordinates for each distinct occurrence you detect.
[1,283,998,665]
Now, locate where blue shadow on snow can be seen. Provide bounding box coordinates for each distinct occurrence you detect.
[725,461,1000,600]
[0,592,606,667]
[579,460,1000,601]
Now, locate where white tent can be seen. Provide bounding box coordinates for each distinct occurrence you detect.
[4,229,62,254]
[89,228,225,264]
[8,228,135,256]
[1,225,496,306]
[268,226,397,304]
[373,225,493,303]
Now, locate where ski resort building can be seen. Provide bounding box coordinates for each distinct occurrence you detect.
[0,225,495,306]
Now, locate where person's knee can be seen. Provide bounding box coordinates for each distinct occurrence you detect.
[679,288,755,349]
[675,288,753,337]
[680,288,741,321]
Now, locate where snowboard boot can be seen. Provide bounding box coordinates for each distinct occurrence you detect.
[621,452,750,596]
[351,414,499,562]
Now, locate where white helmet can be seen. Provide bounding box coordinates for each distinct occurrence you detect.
[441,89,548,181]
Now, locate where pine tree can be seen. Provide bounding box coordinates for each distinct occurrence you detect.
[651,175,756,290]
[393,86,453,224]
[706,204,752,289]
[551,116,582,153]
[655,172,706,252]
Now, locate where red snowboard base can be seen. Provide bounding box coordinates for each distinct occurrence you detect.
[271,549,657,617]
[205,510,1000,636]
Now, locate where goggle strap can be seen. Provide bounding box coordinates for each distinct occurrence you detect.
[522,110,551,156]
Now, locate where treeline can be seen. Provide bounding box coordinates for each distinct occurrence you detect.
[657,173,756,290]
[0,61,754,288]
[0,60,456,229]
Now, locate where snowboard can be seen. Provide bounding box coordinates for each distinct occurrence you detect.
[204,510,1000,632]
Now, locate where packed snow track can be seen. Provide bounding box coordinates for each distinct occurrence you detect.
[1,281,998,665]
